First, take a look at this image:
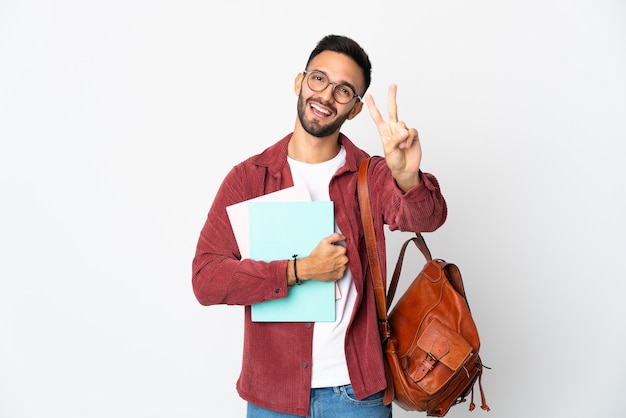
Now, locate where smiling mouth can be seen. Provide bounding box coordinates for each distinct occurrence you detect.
[310,102,332,118]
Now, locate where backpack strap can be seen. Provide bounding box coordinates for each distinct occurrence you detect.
[357,158,434,310]
[357,158,390,338]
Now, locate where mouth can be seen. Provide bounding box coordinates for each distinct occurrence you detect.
[309,101,333,119]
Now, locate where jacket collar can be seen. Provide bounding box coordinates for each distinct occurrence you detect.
[255,132,368,178]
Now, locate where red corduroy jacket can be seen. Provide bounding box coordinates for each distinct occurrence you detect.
[192,133,447,416]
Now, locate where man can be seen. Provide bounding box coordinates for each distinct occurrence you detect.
[192,34,447,417]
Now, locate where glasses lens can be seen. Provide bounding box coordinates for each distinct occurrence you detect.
[307,71,328,92]
[333,85,355,104]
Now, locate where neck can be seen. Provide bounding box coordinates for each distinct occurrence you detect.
[288,122,341,164]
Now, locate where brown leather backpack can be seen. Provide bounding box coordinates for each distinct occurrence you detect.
[357,158,489,416]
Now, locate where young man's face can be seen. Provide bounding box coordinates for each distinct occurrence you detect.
[295,51,365,138]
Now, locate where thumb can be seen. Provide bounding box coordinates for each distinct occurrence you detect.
[328,233,346,245]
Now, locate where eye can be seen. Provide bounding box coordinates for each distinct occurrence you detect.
[312,72,326,83]
[336,85,353,98]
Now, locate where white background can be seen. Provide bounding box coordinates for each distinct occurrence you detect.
[1,1,625,417]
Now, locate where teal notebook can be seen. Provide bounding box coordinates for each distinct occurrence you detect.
[249,201,336,322]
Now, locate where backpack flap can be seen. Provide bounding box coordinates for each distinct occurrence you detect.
[409,318,473,394]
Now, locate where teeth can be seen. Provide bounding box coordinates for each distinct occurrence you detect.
[311,103,331,115]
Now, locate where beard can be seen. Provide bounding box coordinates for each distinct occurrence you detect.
[297,93,352,138]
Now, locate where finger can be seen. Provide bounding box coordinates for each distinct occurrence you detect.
[396,128,412,149]
[408,128,419,146]
[332,233,346,245]
[387,84,398,123]
[325,233,346,244]
[365,94,384,126]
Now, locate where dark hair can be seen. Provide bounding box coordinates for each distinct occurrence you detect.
[305,34,372,96]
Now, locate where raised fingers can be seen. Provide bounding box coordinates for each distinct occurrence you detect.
[387,84,398,123]
[365,93,385,127]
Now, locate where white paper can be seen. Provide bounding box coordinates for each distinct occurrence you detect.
[226,184,311,259]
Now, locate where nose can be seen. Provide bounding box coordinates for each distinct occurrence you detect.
[319,82,336,102]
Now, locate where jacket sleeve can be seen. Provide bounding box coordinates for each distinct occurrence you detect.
[368,157,447,233]
[191,164,290,306]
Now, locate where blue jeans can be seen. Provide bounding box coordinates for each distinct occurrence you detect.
[246,384,392,418]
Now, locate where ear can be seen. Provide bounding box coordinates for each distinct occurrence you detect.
[294,73,304,96]
[346,100,364,120]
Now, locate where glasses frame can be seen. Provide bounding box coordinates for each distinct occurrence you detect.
[302,70,362,104]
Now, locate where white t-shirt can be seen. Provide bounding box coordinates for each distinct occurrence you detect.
[288,146,357,388]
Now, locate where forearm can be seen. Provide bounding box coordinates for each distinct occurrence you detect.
[286,253,344,286]
[193,245,290,306]
[392,170,422,193]
[396,171,447,232]
[371,158,447,232]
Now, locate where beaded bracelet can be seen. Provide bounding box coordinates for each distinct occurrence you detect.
[292,254,302,285]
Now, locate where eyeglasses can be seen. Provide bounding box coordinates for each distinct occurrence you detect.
[303,70,362,104]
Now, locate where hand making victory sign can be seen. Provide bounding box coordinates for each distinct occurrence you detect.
[365,84,422,192]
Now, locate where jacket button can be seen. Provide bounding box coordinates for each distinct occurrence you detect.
[302,362,308,368]
[305,323,312,328]
[275,288,280,294]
